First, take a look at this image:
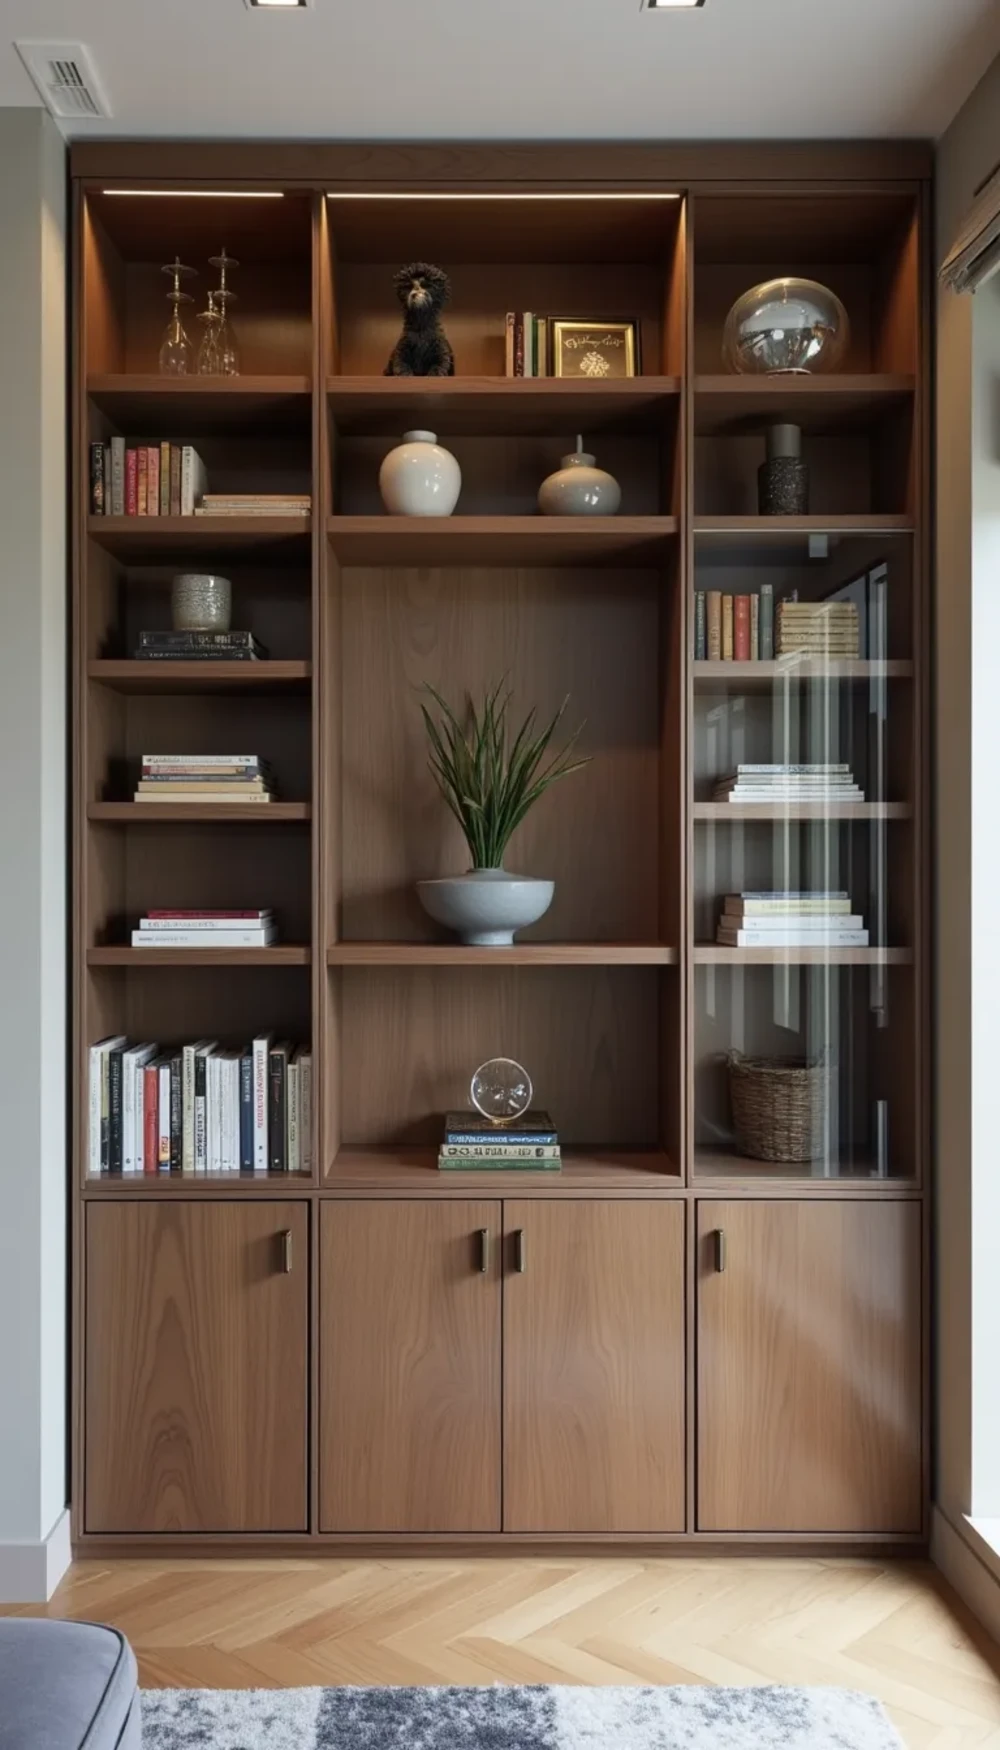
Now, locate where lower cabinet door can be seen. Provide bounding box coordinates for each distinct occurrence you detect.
[697,1200,923,1533]
[503,1200,686,1532]
[320,1200,502,1532]
[85,1201,309,1533]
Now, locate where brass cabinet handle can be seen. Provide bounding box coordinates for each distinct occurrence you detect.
[515,1229,526,1274]
[478,1228,490,1274]
[281,1229,293,1274]
[714,1228,727,1274]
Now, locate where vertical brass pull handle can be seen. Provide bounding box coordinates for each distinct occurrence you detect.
[478,1228,489,1274]
[714,1228,727,1274]
[515,1229,526,1274]
[281,1229,293,1274]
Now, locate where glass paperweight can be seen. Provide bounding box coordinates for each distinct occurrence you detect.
[722,277,849,376]
[470,1058,532,1126]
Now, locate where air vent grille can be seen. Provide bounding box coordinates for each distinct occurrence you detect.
[15,41,111,120]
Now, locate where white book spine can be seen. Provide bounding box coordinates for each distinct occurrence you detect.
[123,1054,136,1174]
[130,929,276,947]
[287,1060,299,1176]
[88,1045,103,1176]
[209,1055,221,1173]
[139,915,273,932]
[182,1044,195,1172]
[180,446,207,516]
[253,1035,271,1170]
[227,1058,239,1172]
[723,929,870,947]
[159,1062,171,1171]
[300,1053,312,1172]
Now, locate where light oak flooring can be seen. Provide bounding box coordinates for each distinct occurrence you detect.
[11,1556,1000,1748]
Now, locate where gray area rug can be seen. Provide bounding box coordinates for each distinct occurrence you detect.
[141,1684,904,1748]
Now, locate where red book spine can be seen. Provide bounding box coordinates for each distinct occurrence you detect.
[143,1063,158,1174]
[734,594,751,661]
[137,446,148,516]
[147,909,267,919]
[147,445,160,517]
[125,449,138,516]
[513,315,524,378]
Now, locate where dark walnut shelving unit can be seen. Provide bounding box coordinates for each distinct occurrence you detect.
[71,144,930,1553]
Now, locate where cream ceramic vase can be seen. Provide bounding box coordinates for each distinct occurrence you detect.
[378,429,461,517]
[538,435,621,516]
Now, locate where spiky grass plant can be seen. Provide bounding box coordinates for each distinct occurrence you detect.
[420,680,589,871]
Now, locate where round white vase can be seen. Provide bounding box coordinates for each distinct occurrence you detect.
[379,429,461,517]
[416,869,554,947]
[538,435,621,516]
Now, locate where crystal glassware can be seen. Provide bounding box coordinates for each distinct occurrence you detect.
[209,248,240,377]
[158,257,196,375]
[722,277,849,375]
[470,1058,533,1126]
[196,291,222,376]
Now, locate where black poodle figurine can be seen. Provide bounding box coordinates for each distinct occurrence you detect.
[384,262,455,377]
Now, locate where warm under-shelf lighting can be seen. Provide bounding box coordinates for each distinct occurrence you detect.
[101,189,285,198]
[645,0,706,8]
[326,191,680,201]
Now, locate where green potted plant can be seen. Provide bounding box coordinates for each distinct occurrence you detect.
[416,681,589,946]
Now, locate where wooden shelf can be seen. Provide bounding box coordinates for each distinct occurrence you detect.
[326,942,676,966]
[694,374,915,435]
[83,1172,314,1196]
[87,515,312,560]
[86,946,311,967]
[326,515,677,567]
[693,659,913,688]
[325,1147,681,1194]
[88,802,311,824]
[693,1147,915,1190]
[327,375,681,436]
[694,945,912,965]
[88,660,311,695]
[694,801,911,821]
[86,374,313,435]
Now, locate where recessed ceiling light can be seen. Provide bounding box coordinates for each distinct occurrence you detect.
[645,0,706,8]
[244,0,311,8]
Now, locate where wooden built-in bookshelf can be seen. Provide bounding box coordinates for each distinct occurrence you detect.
[71,142,931,1550]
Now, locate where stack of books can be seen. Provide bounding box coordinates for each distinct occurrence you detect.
[712,764,865,804]
[87,1034,311,1176]
[717,891,869,949]
[134,753,276,804]
[89,440,206,517]
[776,600,860,658]
[133,630,268,662]
[438,1108,561,1172]
[130,908,278,947]
[504,313,550,377]
[694,587,774,661]
[194,493,311,519]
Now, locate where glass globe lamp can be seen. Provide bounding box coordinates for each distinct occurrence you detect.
[470,1058,532,1126]
[722,278,849,376]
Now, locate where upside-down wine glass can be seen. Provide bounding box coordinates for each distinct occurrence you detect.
[158,257,196,375]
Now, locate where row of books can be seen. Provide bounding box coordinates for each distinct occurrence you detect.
[713,764,865,803]
[717,891,870,948]
[694,587,774,661]
[130,908,278,948]
[438,1109,561,1172]
[776,600,860,656]
[134,630,268,663]
[90,441,207,517]
[504,313,551,378]
[195,494,311,519]
[132,754,277,806]
[87,1035,311,1176]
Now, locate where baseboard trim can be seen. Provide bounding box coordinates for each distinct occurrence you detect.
[931,1505,1000,1641]
[0,1507,71,1604]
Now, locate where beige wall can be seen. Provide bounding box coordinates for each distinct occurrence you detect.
[935,56,1000,1526]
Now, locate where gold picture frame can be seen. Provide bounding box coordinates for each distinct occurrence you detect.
[550,319,640,380]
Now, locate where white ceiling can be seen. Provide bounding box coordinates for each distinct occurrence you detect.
[2,0,999,142]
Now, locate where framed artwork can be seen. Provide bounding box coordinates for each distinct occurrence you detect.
[549,319,640,379]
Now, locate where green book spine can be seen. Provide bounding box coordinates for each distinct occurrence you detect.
[437,1155,562,1173]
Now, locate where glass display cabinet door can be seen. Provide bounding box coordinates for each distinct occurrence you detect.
[691,539,917,1182]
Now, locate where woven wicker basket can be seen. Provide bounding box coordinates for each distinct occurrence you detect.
[727,1051,831,1163]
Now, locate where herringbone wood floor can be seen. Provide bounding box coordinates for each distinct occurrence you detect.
[11,1557,1000,1748]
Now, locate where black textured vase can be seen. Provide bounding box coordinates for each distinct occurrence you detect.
[758,455,810,515]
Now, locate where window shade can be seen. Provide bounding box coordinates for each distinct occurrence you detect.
[941,160,1000,294]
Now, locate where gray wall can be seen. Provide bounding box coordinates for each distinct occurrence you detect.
[0,107,69,1600]
[935,56,1000,1529]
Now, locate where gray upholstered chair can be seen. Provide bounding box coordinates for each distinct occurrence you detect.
[0,1619,140,1749]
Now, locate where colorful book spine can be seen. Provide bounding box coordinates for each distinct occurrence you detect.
[239,1052,254,1171]
[159,441,171,516]
[143,1060,159,1174]
[706,590,722,659]
[253,1034,271,1170]
[750,591,760,661]
[89,442,105,515]
[110,436,125,516]
[734,594,751,661]
[137,446,148,516]
[505,311,515,376]
[169,1053,182,1170]
[513,315,524,378]
[269,1043,290,1171]
[169,445,182,516]
[147,445,160,517]
[721,594,734,661]
[125,448,138,516]
[694,591,707,661]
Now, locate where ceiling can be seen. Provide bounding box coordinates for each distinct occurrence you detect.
[2,0,999,142]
